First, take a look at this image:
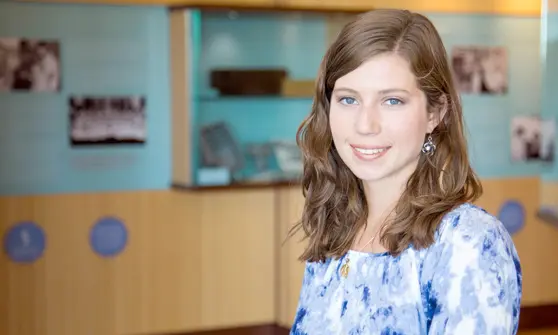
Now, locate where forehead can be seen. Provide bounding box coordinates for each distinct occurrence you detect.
[334,53,418,93]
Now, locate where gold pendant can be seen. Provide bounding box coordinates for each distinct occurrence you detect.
[340,258,350,278]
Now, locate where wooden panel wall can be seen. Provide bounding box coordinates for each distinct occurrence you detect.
[0,189,276,335]
[1,177,557,335]
[15,0,541,17]
[279,0,540,16]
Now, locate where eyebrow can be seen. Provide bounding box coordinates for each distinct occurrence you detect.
[378,88,411,95]
[332,87,359,95]
[333,87,411,95]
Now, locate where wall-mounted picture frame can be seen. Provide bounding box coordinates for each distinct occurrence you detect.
[0,37,61,92]
[511,115,555,163]
[451,45,508,95]
[69,96,147,147]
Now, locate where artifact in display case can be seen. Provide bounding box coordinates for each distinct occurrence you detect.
[199,121,244,182]
[210,68,288,96]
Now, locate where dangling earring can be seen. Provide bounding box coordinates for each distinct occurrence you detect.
[422,134,436,156]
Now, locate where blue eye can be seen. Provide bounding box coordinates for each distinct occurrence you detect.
[339,97,358,105]
[385,98,403,105]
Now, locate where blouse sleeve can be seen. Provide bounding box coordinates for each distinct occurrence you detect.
[421,208,522,335]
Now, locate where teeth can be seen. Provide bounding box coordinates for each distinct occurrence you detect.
[354,147,387,155]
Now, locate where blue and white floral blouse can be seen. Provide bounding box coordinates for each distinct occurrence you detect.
[290,203,522,334]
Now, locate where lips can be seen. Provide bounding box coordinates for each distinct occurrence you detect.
[350,144,391,161]
[352,147,388,155]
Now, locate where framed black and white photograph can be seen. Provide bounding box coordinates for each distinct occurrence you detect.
[451,46,508,95]
[69,96,146,146]
[0,37,61,92]
[511,116,555,162]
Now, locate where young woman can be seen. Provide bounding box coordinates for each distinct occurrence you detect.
[289,8,522,335]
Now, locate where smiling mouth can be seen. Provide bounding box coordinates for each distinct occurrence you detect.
[353,147,388,154]
[350,145,391,160]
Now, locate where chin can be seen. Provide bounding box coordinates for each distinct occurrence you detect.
[336,146,405,184]
[349,168,391,183]
[338,153,392,182]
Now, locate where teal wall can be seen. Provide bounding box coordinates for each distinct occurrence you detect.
[0,2,547,193]
[431,14,542,178]
[0,2,171,195]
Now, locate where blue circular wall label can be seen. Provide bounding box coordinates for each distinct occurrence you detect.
[4,221,46,264]
[90,216,128,257]
[498,200,525,235]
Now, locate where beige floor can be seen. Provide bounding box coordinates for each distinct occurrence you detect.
[520,330,558,335]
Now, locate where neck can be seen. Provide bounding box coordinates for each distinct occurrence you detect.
[354,179,403,252]
[362,163,417,230]
[362,178,404,228]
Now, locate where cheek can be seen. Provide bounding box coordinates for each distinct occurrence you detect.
[329,109,350,139]
[389,116,428,147]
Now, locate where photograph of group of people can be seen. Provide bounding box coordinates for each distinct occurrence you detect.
[69,96,147,146]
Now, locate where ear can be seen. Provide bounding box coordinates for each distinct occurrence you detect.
[427,95,448,134]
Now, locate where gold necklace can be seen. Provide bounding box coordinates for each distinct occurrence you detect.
[339,233,379,278]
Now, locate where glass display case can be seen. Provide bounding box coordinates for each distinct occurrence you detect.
[171,9,356,188]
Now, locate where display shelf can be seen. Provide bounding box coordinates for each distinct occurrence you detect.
[171,178,300,191]
[198,95,313,101]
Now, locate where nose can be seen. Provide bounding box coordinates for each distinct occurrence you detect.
[355,105,381,135]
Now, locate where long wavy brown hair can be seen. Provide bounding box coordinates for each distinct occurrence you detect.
[289,9,483,262]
